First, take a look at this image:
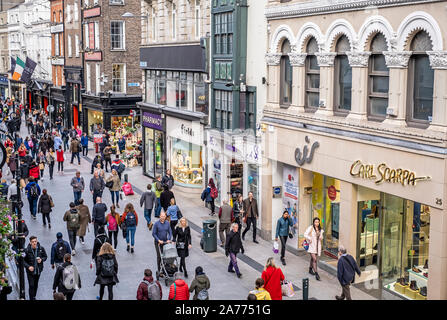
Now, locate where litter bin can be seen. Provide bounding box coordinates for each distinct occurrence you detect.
[202,220,217,253]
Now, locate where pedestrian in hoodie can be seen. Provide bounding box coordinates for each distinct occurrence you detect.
[168,272,190,300]
[63,202,81,255]
[189,266,210,300]
[140,183,157,230]
[52,253,81,300]
[23,236,48,300]
[50,232,71,269]
[137,269,162,300]
[91,225,111,267]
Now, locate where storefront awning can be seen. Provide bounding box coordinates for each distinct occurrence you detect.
[140,45,206,72]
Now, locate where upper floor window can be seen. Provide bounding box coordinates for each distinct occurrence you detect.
[407,31,434,126]
[305,37,320,110]
[112,64,126,93]
[368,33,389,121]
[111,21,125,50]
[214,12,233,55]
[334,35,352,112]
[110,0,125,4]
[195,2,201,39]
[172,4,177,40]
[280,40,292,106]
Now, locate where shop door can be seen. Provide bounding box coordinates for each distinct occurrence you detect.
[73,105,79,128]
[230,160,243,206]
[357,200,380,270]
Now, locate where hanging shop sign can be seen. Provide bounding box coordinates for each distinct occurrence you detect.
[328,185,337,201]
[142,112,163,131]
[295,136,319,166]
[350,160,431,186]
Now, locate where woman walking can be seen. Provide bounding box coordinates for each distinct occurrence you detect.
[56,146,64,174]
[201,178,217,216]
[37,151,45,181]
[94,243,119,300]
[173,217,192,278]
[304,217,324,281]
[261,257,285,300]
[76,199,91,245]
[106,205,121,249]
[37,189,54,228]
[120,203,138,253]
[46,148,55,180]
[106,169,121,208]
[189,266,211,300]
[166,198,180,234]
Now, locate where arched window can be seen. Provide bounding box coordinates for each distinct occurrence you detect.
[368,33,389,120]
[408,31,434,126]
[305,37,320,110]
[334,35,352,112]
[280,40,292,106]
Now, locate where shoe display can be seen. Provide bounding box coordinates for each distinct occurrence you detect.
[309,267,315,275]
[419,286,427,296]
[424,259,428,269]
[423,272,428,278]
[412,266,422,273]
[360,247,366,255]
[397,277,408,286]
[409,280,418,291]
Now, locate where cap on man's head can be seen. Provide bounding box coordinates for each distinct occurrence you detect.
[56,232,63,239]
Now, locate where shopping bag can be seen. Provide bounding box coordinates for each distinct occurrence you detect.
[302,239,310,251]
[281,280,295,297]
[122,182,134,196]
[273,241,279,254]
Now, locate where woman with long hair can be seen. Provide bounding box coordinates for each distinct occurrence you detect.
[37,151,46,180]
[166,197,180,234]
[201,178,217,216]
[56,145,64,174]
[94,243,119,300]
[120,203,138,253]
[106,205,121,249]
[37,189,54,228]
[173,217,192,278]
[261,257,285,300]
[46,148,55,180]
[304,217,324,281]
[106,169,121,208]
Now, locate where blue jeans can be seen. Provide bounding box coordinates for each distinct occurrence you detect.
[28,197,38,217]
[73,191,82,205]
[110,190,119,205]
[126,226,136,246]
[144,208,152,224]
[228,252,241,275]
[155,198,161,217]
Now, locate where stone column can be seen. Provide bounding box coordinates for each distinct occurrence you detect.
[265,52,281,106]
[260,157,273,240]
[289,52,307,112]
[346,51,371,121]
[383,51,412,126]
[339,181,358,255]
[298,168,313,237]
[427,51,447,132]
[315,52,336,116]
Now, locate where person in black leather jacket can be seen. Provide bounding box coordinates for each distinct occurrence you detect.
[23,236,48,300]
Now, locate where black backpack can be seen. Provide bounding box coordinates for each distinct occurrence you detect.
[29,184,39,198]
[125,212,137,228]
[55,241,67,261]
[101,258,115,277]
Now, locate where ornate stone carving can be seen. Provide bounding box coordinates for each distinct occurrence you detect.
[315,52,337,67]
[265,52,282,66]
[383,51,412,68]
[288,52,307,66]
[346,51,371,67]
[427,51,447,70]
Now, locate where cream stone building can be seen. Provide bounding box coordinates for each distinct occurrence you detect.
[260,0,447,300]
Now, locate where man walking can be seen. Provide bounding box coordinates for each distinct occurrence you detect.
[218,199,233,247]
[70,171,85,206]
[50,232,71,270]
[242,191,259,243]
[23,236,47,300]
[336,246,361,300]
[152,175,163,218]
[140,184,156,230]
[63,203,81,256]
[69,136,81,165]
[92,197,107,237]
[52,253,81,300]
[103,144,113,172]
[225,223,244,279]
[25,177,41,220]
[152,212,172,272]
[81,133,89,156]
[90,171,105,205]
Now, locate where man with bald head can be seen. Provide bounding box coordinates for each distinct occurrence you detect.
[92,197,107,237]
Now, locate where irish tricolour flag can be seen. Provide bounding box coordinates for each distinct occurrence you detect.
[12,57,25,81]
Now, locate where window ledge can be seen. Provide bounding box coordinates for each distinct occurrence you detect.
[110,49,126,52]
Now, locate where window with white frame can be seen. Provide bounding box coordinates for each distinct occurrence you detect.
[368,33,389,120]
[152,8,156,41]
[67,5,71,23]
[110,0,124,4]
[94,22,99,49]
[84,24,89,48]
[75,35,79,56]
[54,34,60,56]
[86,63,91,92]
[68,35,72,57]
[112,64,126,93]
[110,21,125,50]
[305,37,320,110]
[74,3,78,22]
[172,4,176,40]
[334,35,352,112]
[59,34,64,56]
[96,63,100,93]
[195,2,201,39]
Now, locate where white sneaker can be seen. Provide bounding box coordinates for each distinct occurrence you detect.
[72,249,76,256]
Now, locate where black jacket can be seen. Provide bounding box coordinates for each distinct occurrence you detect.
[9,221,29,252]
[161,174,174,190]
[38,193,53,214]
[225,230,244,255]
[160,190,175,211]
[52,262,82,294]
[23,242,48,275]
[91,156,104,173]
[92,233,111,260]
[173,226,192,258]
[94,253,119,286]
[20,163,29,179]
[92,203,107,225]
[337,254,361,286]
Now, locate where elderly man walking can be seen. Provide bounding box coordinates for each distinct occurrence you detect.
[218,199,233,247]
[336,246,361,300]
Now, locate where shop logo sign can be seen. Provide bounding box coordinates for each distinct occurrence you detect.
[350,160,431,186]
[181,124,194,136]
[295,136,319,166]
[142,112,163,130]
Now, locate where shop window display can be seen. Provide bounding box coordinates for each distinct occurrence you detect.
[107,119,142,168]
[171,138,203,187]
[230,159,243,204]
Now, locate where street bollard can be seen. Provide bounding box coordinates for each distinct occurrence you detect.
[302,278,309,300]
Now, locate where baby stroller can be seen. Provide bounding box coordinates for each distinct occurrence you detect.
[156,242,179,286]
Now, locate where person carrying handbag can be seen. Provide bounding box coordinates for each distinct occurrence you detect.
[304,217,324,281]
[275,210,294,266]
[172,218,192,278]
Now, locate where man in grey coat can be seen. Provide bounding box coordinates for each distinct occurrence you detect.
[70,171,85,206]
[89,171,105,205]
[218,199,234,247]
[140,184,157,230]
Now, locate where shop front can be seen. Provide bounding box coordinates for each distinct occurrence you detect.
[261,120,445,299]
[140,108,165,179]
[0,75,8,98]
[86,109,104,136]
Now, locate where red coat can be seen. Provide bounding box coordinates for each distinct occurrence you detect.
[168,279,190,300]
[56,150,64,162]
[136,276,162,300]
[29,165,40,180]
[262,266,285,300]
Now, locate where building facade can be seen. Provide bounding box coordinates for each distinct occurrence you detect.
[81,0,142,135]
[138,0,210,192]
[261,0,447,300]
[0,10,10,97]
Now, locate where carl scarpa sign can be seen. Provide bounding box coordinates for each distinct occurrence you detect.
[350,160,431,186]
